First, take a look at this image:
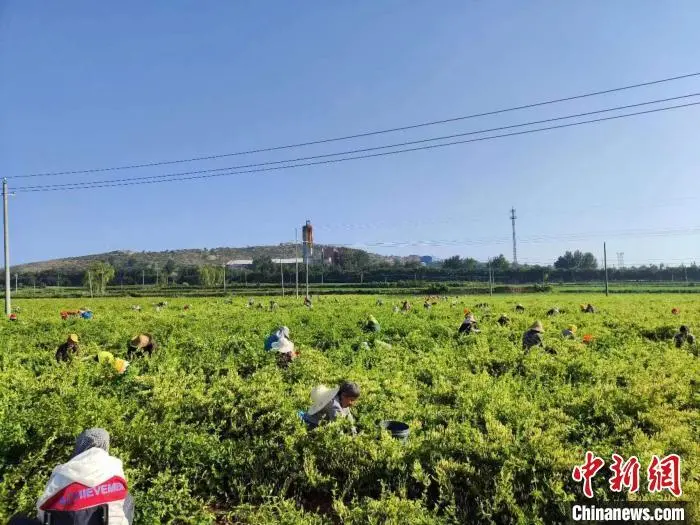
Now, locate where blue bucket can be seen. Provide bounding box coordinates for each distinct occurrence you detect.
[379,420,409,442]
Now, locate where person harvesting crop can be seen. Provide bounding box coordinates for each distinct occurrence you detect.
[127,333,157,359]
[56,334,80,362]
[523,321,544,350]
[265,326,298,367]
[674,325,696,349]
[35,428,134,524]
[304,295,313,308]
[497,314,510,326]
[94,351,130,375]
[303,381,360,434]
[458,313,480,335]
[562,325,577,339]
[364,315,381,333]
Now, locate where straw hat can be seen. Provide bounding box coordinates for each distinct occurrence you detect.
[68,333,79,343]
[530,321,544,332]
[308,385,340,415]
[130,334,150,349]
[465,313,476,322]
[568,325,577,333]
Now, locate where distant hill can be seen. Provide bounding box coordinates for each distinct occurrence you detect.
[12,245,392,274]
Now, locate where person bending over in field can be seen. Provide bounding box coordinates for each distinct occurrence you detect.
[582,303,596,313]
[270,300,279,311]
[458,313,480,335]
[401,300,411,312]
[265,326,298,367]
[265,326,292,351]
[56,333,80,362]
[35,428,134,525]
[497,314,510,326]
[562,325,577,339]
[364,315,381,333]
[376,298,384,306]
[303,381,360,434]
[546,307,560,316]
[674,325,696,349]
[127,333,157,359]
[93,351,130,375]
[304,295,313,308]
[515,304,525,313]
[523,321,544,351]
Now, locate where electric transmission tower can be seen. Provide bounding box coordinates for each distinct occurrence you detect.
[616,252,625,269]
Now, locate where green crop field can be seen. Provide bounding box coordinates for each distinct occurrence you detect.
[1,295,698,524]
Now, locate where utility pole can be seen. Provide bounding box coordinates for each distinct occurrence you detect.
[223,264,227,293]
[142,269,145,286]
[88,270,94,298]
[3,179,10,315]
[280,260,285,296]
[510,207,518,266]
[14,273,18,293]
[295,228,299,298]
[489,263,493,296]
[604,242,609,296]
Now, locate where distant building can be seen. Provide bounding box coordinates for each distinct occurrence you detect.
[420,256,433,264]
[226,259,253,267]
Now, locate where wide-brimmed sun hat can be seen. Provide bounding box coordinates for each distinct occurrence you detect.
[530,321,544,332]
[308,385,340,415]
[129,334,150,349]
[68,334,79,343]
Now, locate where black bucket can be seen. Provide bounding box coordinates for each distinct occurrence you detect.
[379,420,410,442]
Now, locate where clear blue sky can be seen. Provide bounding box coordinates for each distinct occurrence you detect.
[1,1,699,267]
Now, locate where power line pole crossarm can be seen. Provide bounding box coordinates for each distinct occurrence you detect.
[3,179,11,316]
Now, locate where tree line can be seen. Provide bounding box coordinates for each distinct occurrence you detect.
[6,249,699,292]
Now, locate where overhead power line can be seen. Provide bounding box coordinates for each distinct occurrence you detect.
[15,92,700,191]
[13,100,700,194]
[10,71,700,179]
[348,226,700,249]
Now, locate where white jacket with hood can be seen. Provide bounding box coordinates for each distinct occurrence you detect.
[36,446,133,524]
